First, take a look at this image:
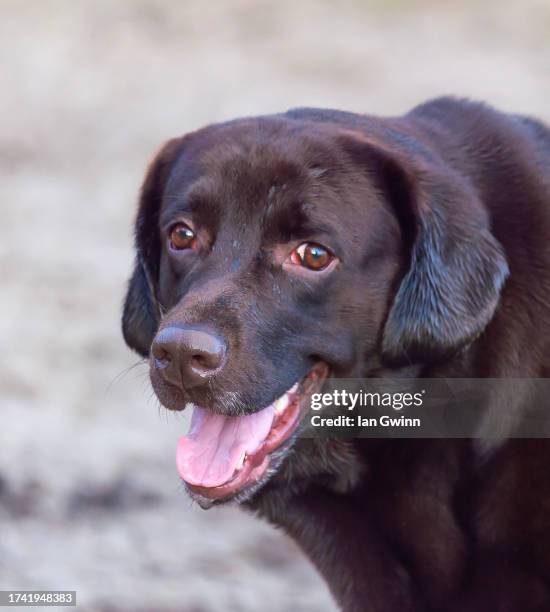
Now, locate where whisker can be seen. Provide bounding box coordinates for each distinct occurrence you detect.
[106,358,148,394]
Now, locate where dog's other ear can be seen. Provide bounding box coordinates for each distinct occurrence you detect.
[343,133,509,365]
[122,138,184,356]
[122,255,160,357]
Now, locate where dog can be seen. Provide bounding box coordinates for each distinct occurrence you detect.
[122,97,550,611]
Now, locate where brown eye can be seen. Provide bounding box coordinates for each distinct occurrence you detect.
[290,242,334,271]
[169,223,196,251]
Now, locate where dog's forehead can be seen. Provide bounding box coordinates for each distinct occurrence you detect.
[163,121,336,224]
[193,123,314,190]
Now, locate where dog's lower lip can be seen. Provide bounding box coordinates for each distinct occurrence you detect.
[183,362,329,501]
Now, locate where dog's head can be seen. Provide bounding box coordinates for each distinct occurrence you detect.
[122,113,508,506]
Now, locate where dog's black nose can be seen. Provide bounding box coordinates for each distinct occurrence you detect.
[151,326,227,389]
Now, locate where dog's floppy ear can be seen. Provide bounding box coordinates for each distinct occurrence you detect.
[344,133,509,365]
[122,138,184,357]
[122,254,160,357]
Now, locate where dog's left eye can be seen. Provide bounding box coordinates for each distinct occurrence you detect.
[290,242,334,271]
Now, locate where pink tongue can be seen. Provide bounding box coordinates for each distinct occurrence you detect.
[176,404,275,488]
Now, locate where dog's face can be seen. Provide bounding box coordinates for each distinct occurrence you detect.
[123,113,508,507]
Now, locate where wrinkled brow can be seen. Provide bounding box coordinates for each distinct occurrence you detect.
[160,178,222,229]
[261,195,339,246]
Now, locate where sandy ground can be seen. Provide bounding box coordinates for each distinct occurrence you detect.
[0,1,549,610]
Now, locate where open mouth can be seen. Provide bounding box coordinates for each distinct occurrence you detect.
[176,362,329,502]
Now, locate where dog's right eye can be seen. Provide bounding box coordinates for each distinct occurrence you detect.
[169,223,196,251]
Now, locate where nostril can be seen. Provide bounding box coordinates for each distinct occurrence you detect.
[190,352,222,372]
[154,348,172,369]
[191,354,207,369]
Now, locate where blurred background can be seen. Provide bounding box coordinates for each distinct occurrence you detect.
[1,1,549,610]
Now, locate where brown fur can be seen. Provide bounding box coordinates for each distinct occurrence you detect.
[123,98,550,611]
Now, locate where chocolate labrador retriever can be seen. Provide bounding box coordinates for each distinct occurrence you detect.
[122,97,550,611]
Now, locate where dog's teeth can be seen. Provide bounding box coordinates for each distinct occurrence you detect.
[236,452,246,470]
[275,395,290,414]
[289,383,299,395]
